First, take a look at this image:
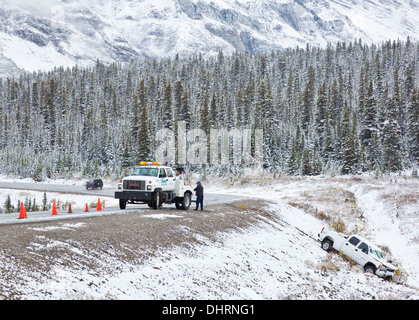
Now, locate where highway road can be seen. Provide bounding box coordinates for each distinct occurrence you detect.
[0,181,246,225]
[0,181,115,197]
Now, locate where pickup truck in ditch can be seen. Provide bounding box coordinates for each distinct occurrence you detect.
[318,227,398,279]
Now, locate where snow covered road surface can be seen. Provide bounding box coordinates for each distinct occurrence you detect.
[0,181,247,225]
[0,181,116,197]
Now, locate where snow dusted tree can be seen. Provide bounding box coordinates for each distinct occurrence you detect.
[162,81,173,130]
[136,100,152,163]
[382,114,402,172]
[341,107,360,174]
[407,89,419,166]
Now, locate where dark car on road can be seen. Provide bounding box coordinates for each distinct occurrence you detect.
[85,179,103,190]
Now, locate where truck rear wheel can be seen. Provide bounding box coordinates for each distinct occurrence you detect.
[182,192,191,210]
[321,239,333,252]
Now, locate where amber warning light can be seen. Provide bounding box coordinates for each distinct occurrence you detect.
[140,161,161,166]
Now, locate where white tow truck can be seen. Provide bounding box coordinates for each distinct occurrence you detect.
[318,227,398,279]
[115,162,194,210]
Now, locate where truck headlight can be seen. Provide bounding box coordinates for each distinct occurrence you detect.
[147,185,152,190]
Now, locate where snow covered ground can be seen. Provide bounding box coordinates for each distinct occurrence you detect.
[205,173,419,290]
[0,173,418,300]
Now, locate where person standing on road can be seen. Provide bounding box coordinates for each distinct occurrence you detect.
[194,181,204,211]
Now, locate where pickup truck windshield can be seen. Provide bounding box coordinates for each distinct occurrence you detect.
[132,168,158,177]
[370,249,384,259]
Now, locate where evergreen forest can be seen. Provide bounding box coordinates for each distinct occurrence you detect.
[0,38,418,180]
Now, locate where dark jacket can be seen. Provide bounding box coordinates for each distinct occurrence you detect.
[194,184,204,196]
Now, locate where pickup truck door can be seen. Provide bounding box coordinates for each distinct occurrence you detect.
[342,236,361,260]
[353,242,370,266]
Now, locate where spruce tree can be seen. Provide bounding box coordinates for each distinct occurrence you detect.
[407,89,419,166]
[136,102,152,162]
[42,192,49,211]
[382,114,402,172]
[315,83,327,150]
[4,195,13,213]
[162,81,173,130]
[341,106,359,174]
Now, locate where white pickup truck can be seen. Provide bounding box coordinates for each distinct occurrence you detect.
[318,227,398,279]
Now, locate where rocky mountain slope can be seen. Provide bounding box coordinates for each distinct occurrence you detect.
[0,0,418,76]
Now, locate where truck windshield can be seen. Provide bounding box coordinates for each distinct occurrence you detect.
[370,249,384,259]
[132,167,158,177]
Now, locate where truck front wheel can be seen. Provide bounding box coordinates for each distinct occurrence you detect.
[152,190,161,210]
[119,199,127,210]
[175,198,183,209]
[321,239,333,252]
[364,264,376,274]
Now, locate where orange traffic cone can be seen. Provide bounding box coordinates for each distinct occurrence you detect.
[51,200,58,215]
[84,203,89,212]
[68,203,72,213]
[97,198,102,211]
[18,202,27,219]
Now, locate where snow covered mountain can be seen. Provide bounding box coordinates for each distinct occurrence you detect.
[0,0,418,75]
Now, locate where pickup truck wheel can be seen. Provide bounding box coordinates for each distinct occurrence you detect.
[119,199,126,210]
[182,192,191,210]
[364,264,376,274]
[321,239,333,252]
